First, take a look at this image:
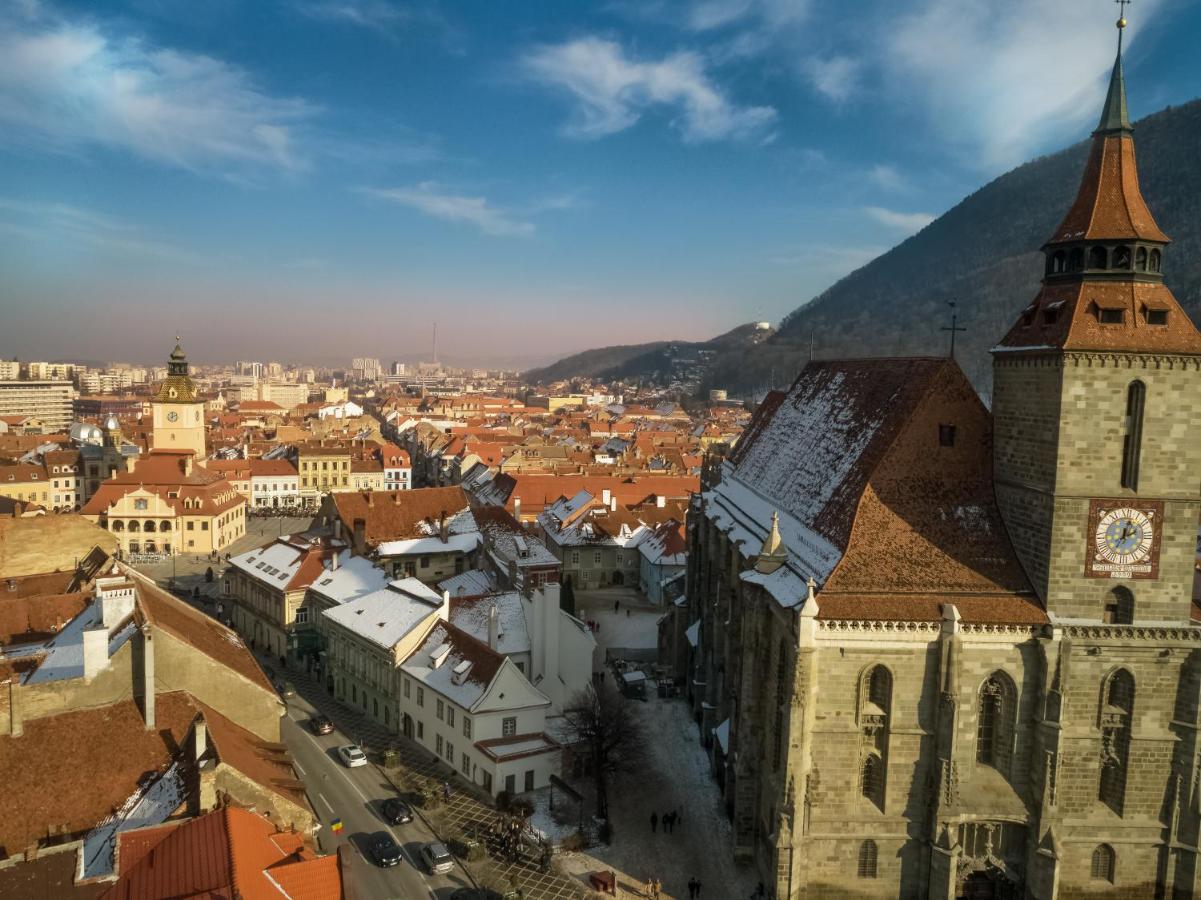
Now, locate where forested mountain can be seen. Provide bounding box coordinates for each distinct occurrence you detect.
[529,99,1201,399]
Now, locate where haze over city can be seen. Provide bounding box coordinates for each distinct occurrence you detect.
[4,0,1201,366]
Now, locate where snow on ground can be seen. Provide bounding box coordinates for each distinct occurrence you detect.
[525,786,584,846]
[574,602,660,664]
[557,686,757,900]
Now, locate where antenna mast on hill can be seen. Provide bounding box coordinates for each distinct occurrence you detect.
[941,301,966,360]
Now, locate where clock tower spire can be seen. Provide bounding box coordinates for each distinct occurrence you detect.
[151,338,206,459]
[990,10,1201,622]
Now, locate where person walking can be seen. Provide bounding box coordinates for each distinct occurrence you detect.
[674,807,682,830]
[695,879,703,897]
[650,811,658,833]
[687,878,698,899]
[614,599,620,613]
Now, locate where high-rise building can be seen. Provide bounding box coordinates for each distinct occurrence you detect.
[0,380,73,430]
[0,360,19,380]
[391,361,406,376]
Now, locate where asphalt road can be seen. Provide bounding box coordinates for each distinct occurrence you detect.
[281,696,476,900]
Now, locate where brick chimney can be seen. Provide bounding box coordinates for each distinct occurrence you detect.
[353,517,366,551]
[488,603,500,650]
[439,511,449,543]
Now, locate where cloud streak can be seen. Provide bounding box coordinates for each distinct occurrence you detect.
[521,37,776,143]
[0,197,204,262]
[0,17,316,176]
[361,183,536,237]
[865,206,934,234]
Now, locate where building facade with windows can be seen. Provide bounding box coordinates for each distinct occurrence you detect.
[682,38,1201,900]
[0,380,74,431]
[297,440,351,508]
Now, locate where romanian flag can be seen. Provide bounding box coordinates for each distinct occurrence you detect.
[331,818,344,834]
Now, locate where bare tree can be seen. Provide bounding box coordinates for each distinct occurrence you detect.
[563,682,645,822]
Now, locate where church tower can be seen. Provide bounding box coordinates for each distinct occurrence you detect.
[992,22,1201,622]
[151,340,206,458]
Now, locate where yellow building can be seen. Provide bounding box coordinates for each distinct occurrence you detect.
[0,462,51,508]
[82,452,246,556]
[151,341,207,458]
[297,440,351,508]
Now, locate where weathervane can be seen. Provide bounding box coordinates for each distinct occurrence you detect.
[941,301,966,360]
[1115,0,1130,51]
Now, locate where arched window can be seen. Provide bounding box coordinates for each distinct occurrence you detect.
[861,754,883,807]
[1135,247,1148,271]
[1114,246,1133,269]
[111,520,124,532]
[1089,246,1109,270]
[1103,587,1134,625]
[160,519,171,531]
[1120,381,1145,491]
[975,672,1016,774]
[868,666,891,715]
[857,840,878,878]
[144,520,156,533]
[1051,251,1066,274]
[128,520,141,533]
[1091,844,1115,882]
[1099,669,1134,814]
[1150,249,1162,272]
[1069,248,1084,271]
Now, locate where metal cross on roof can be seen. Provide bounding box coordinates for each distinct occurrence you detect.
[941,301,966,360]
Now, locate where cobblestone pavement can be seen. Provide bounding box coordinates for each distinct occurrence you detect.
[275,653,591,899]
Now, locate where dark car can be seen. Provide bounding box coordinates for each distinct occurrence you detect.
[310,715,335,735]
[382,797,413,825]
[369,833,404,868]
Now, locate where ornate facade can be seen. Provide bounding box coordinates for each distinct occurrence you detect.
[683,28,1201,900]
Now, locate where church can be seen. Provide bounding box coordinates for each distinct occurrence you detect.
[682,20,1201,900]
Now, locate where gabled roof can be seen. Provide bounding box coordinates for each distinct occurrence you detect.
[330,486,471,546]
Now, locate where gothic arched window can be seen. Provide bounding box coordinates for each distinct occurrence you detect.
[1091,844,1116,883]
[1089,245,1109,270]
[1051,251,1066,274]
[976,672,1016,774]
[1099,669,1134,814]
[1103,587,1134,625]
[860,754,883,808]
[1120,381,1146,491]
[857,840,878,878]
[1135,246,1148,271]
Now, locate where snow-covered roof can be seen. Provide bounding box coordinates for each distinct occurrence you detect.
[322,578,444,650]
[449,591,530,656]
[307,554,391,605]
[401,621,510,710]
[438,568,496,598]
[376,531,481,558]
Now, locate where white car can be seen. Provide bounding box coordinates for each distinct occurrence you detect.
[337,744,367,768]
[420,841,455,875]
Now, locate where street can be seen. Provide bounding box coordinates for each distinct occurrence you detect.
[281,690,476,899]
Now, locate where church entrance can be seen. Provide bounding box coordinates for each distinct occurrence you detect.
[958,870,1020,900]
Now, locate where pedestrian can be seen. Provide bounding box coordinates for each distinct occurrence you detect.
[756,882,765,898]
[691,877,700,899]
[644,880,654,898]
[600,670,605,684]
[650,811,658,833]
[695,880,702,897]
[442,781,451,802]
[654,878,662,899]
[626,608,630,617]
[614,599,620,613]
[664,811,673,834]
[674,807,682,830]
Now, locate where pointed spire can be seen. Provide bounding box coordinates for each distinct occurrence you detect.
[755,511,788,575]
[1095,44,1131,134]
[762,511,782,557]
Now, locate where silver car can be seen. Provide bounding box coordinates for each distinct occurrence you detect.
[420,841,454,875]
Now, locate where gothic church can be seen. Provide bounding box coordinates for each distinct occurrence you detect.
[683,22,1201,900]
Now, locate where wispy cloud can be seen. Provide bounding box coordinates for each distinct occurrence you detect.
[0,17,317,176]
[0,197,203,262]
[294,0,410,36]
[805,54,860,103]
[361,183,535,237]
[520,37,776,143]
[868,164,906,192]
[769,243,886,272]
[879,0,1166,170]
[865,206,934,234]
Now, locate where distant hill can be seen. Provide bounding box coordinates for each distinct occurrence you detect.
[524,322,775,387]
[700,98,1201,399]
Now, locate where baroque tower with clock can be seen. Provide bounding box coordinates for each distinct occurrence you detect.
[151,340,206,458]
[991,28,1201,624]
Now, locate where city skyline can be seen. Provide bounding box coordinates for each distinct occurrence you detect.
[3,0,1201,367]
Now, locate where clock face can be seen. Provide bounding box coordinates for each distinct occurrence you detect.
[166,411,179,422]
[1085,499,1163,579]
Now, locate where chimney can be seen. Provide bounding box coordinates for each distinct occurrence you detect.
[141,624,155,730]
[611,496,618,511]
[601,489,611,506]
[513,497,521,519]
[353,517,366,550]
[124,455,136,473]
[183,455,193,477]
[333,518,342,540]
[193,713,207,762]
[439,511,449,543]
[488,603,500,650]
[367,492,374,508]
[440,589,450,621]
[331,550,339,571]
[656,494,665,509]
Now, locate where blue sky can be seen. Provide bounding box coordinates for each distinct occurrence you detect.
[2,0,1200,368]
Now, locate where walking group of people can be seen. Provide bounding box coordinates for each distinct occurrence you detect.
[642,876,663,898]
[488,814,528,863]
[648,809,681,834]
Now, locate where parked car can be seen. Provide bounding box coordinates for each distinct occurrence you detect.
[419,841,454,875]
[369,833,403,868]
[337,745,367,768]
[382,797,413,825]
[310,715,335,735]
[277,680,296,698]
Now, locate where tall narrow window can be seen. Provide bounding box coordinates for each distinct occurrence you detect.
[1103,587,1134,625]
[1099,670,1134,814]
[773,640,788,770]
[860,755,883,806]
[975,672,1016,776]
[1121,381,1145,490]
[857,840,878,878]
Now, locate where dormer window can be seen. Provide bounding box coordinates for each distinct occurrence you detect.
[938,424,956,448]
[1043,308,1059,325]
[1099,309,1124,325]
[1144,305,1168,326]
[1020,305,1036,327]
